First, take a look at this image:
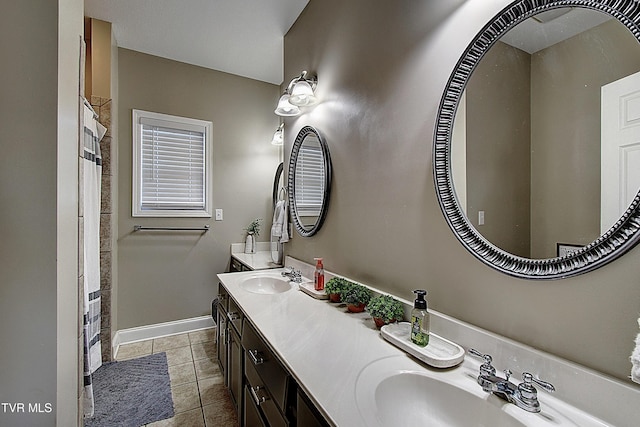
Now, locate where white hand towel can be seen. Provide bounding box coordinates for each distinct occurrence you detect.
[280,200,289,243]
[631,318,640,384]
[271,200,285,238]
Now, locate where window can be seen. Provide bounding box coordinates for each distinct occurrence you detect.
[132,110,212,217]
[294,142,325,217]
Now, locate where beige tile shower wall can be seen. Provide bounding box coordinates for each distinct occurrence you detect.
[283,0,640,382]
[91,96,114,362]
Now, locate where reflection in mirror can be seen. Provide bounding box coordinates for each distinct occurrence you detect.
[272,162,284,209]
[288,126,332,237]
[452,7,640,259]
[435,0,640,279]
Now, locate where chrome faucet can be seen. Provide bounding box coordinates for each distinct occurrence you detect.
[281,267,302,283]
[468,349,555,413]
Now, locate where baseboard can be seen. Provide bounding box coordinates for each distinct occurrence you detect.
[113,315,216,358]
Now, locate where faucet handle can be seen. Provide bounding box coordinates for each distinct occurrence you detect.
[468,348,496,376]
[519,372,555,403]
[521,372,555,393]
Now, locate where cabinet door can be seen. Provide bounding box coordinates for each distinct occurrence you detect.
[297,388,329,427]
[229,325,243,413]
[216,305,228,386]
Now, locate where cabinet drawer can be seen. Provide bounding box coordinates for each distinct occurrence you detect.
[244,385,267,427]
[245,355,288,427]
[242,321,289,412]
[230,257,251,272]
[227,297,243,335]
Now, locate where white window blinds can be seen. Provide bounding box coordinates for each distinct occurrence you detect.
[133,110,212,217]
[294,143,325,216]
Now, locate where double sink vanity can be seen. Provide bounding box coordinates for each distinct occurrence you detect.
[215,257,638,427]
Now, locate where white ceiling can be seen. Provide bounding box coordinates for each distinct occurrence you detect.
[500,8,611,54]
[84,0,309,85]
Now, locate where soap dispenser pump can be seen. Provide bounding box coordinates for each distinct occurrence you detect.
[411,289,430,347]
[314,258,324,291]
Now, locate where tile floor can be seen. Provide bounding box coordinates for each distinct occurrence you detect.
[115,328,238,427]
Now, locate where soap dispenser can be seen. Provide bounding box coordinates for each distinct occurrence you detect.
[314,258,324,291]
[411,290,430,347]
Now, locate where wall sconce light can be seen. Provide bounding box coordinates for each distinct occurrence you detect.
[274,71,318,116]
[271,123,284,146]
[274,93,301,116]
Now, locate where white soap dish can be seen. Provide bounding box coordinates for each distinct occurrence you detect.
[298,282,328,300]
[380,322,465,368]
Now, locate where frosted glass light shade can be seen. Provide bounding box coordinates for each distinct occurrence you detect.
[289,80,317,106]
[271,127,284,145]
[275,94,301,116]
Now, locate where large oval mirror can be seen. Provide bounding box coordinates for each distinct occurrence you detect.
[434,0,640,279]
[288,126,332,237]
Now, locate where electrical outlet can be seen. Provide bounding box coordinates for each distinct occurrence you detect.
[215,209,223,221]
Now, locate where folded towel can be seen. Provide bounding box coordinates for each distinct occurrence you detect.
[271,200,285,238]
[270,200,290,244]
[632,318,640,384]
[280,200,289,243]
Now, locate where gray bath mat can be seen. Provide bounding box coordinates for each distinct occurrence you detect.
[85,352,174,427]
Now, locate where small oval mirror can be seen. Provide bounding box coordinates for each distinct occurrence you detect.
[288,126,332,237]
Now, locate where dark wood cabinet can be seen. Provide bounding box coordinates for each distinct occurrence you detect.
[219,282,330,427]
[230,257,251,272]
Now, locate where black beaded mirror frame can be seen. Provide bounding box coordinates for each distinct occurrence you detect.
[288,126,332,237]
[433,0,640,279]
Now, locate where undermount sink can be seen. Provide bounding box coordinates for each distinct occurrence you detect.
[355,356,603,427]
[240,275,292,294]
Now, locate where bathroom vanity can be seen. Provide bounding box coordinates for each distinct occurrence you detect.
[229,242,280,272]
[216,258,639,427]
[216,272,328,427]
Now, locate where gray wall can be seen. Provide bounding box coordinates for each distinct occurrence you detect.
[531,19,640,258]
[283,0,640,382]
[467,41,532,257]
[117,49,280,329]
[1,0,82,425]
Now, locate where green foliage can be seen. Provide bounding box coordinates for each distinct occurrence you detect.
[366,294,404,323]
[342,283,372,306]
[324,277,351,295]
[245,218,262,236]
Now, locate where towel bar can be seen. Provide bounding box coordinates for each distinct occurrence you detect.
[133,225,210,232]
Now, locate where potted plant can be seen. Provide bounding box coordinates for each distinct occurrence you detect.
[244,218,261,254]
[342,283,372,313]
[366,294,405,328]
[324,277,349,303]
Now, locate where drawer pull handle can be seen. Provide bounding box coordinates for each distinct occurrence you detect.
[250,385,269,406]
[227,311,240,321]
[248,349,265,365]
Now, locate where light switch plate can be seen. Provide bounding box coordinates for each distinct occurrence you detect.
[215,209,223,221]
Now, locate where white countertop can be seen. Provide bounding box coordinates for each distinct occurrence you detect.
[230,242,281,270]
[217,258,640,427]
[217,268,419,427]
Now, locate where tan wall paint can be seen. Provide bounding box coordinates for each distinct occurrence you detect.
[284,0,640,382]
[1,0,82,425]
[117,49,280,329]
[531,19,640,258]
[87,18,111,99]
[467,41,531,257]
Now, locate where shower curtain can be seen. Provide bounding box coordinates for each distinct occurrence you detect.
[82,101,106,417]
